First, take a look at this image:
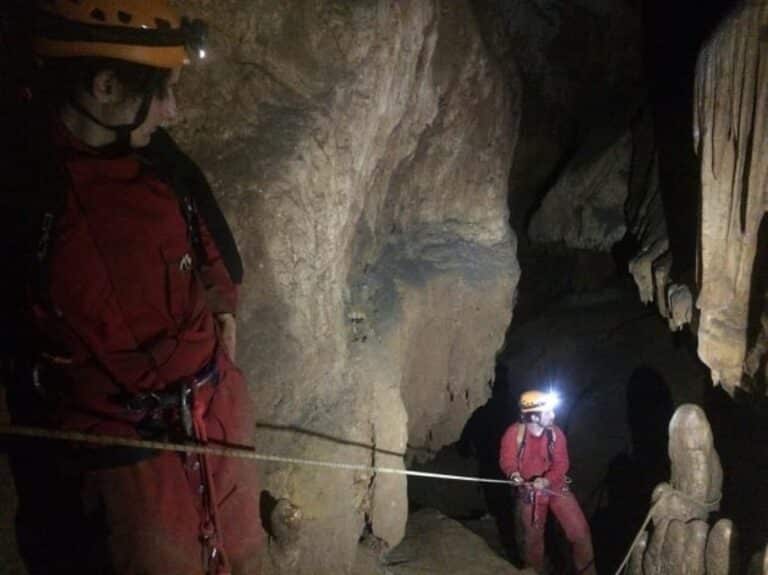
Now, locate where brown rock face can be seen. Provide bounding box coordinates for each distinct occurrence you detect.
[694,3,768,393]
[169,1,519,573]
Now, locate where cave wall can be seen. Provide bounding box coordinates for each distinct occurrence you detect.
[472,0,646,239]
[168,1,519,572]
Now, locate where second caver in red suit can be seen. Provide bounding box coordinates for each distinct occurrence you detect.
[499,422,596,575]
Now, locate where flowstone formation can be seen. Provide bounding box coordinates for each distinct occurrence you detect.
[626,2,768,396]
[166,1,519,573]
[626,405,742,575]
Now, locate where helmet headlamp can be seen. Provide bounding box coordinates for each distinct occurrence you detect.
[519,390,560,413]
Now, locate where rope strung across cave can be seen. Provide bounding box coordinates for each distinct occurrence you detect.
[0,423,515,485]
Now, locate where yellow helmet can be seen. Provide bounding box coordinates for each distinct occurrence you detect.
[519,390,559,413]
[33,0,206,69]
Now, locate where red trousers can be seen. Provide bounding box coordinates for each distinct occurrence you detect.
[80,366,264,574]
[516,489,596,575]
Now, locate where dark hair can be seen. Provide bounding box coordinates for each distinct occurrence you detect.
[38,57,171,106]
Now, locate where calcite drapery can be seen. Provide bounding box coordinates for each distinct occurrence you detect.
[694,3,768,393]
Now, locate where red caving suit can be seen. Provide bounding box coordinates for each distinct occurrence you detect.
[499,422,596,574]
[30,123,264,574]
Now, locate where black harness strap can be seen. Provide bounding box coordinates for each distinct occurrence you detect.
[143,128,243,284]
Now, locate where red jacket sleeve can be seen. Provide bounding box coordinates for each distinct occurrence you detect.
[543,426,569,490]
[196,214,239,315]
[499,423,522,477]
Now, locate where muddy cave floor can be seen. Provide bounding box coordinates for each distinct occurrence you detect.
[1,279,767,575]
[400,277,768,575]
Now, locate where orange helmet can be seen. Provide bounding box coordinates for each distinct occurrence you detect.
[33,0,207,69]
[519,390,560,413]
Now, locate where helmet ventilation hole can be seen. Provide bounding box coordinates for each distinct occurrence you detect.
[117,11,133,24]
[155,18,172,30]
[90,9,106,22]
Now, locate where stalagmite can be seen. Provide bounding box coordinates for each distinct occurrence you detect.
[634,405,727,574]
[706,519,740,575]
[693,2,768,393]
[667,405,722,512]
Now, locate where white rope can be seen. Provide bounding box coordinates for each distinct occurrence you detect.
[0,424,513,485]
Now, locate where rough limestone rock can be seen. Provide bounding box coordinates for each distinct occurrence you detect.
[166,1,519,573]
[693,2,768,393]
[384,509,532,575]
[528,130,631,250]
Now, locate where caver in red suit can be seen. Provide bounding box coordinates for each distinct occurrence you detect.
[499,421,596,574]
[26,122,265,574]
[11,2,266,574]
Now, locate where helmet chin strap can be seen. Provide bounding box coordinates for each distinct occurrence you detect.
[67,90,154,154]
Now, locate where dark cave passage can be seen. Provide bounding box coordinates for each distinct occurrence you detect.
[408,246,768,573]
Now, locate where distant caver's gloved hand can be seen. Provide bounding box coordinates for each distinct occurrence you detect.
[508,472,524,486]
[532,477,550,491]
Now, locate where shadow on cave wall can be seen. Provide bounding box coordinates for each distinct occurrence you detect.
[590,366,673,573]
